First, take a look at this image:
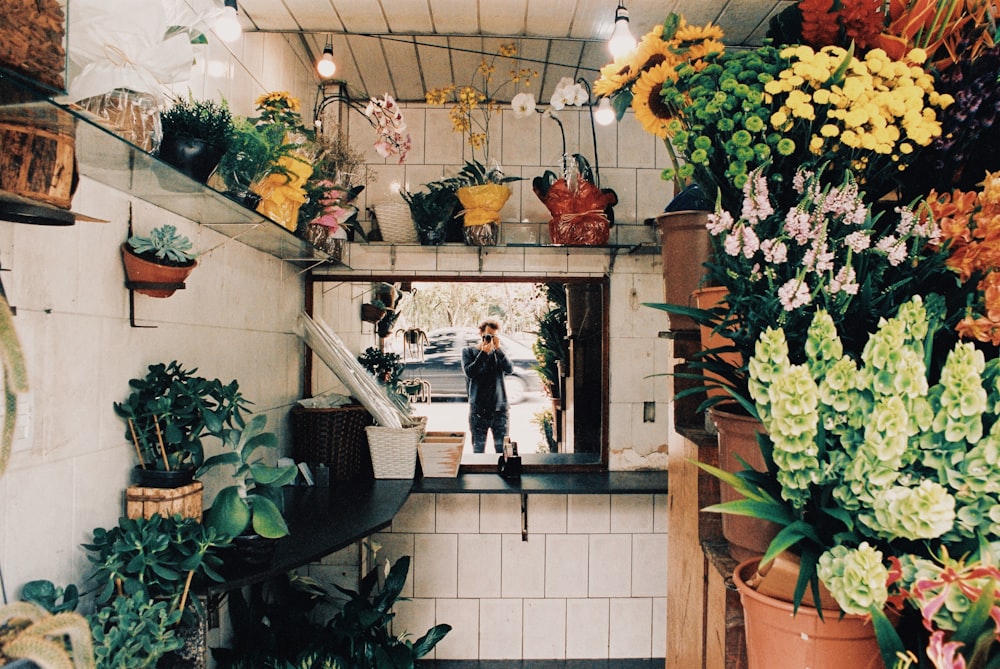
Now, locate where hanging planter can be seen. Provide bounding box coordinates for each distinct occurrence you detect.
[121,243,196,298]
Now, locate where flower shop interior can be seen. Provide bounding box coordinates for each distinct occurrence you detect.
[2,1,1000,668]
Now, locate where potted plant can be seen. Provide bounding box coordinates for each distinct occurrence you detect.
[532,153,617,246]
[157,95,234,183]
[17,579,183,669]
[212,117,295,209]
[82,514,231,668]
[120,224,198,298]
[199,413,298,550]
[113,361,248,488]
[401,180,459,245]
[702,296,1000,668]
[449,160,521,246]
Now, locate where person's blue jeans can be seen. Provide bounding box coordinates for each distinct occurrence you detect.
[470,409,509,453]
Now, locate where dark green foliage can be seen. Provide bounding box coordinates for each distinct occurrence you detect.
[89,594,184,669]
[401,182,459,245]
[20,579,79,614]
[82,514,230,622]
[161,96,234,150]
[113,361,249,472]
[531,282,568,399]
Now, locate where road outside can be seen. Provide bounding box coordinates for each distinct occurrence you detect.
[410,392,551,454]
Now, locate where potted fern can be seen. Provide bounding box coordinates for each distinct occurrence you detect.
[120,224,198,298]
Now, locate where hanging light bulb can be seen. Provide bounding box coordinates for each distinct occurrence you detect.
[608,1,636,59]
[214,0,242,42]
[594,97,615,126]
[316,37,336,78]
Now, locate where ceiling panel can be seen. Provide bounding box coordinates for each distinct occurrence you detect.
[427,0,479,33]
[241,0,783,102]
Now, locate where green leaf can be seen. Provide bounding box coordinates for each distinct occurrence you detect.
[206,486,252,538]
[249,494,290,538]
[250,463,298,487]
[870,606,903,668]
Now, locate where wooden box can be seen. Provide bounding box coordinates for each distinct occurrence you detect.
[418,431,465,478]
[125,481,204,521]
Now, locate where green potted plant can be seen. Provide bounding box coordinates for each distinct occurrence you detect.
[120,224,198,298]
[113,360,248,488]
[82,514,231,668]
[401,180,459,245]
[199,413,298,554]
[158,95,234,183]
[448,160,521,246]
[212,118,295,210]
[703,296,1000,668]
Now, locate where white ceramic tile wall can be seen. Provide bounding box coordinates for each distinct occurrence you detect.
[0,29,313,650]
[374,492,667,660]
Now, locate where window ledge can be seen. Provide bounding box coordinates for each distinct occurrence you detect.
[412,471,668,494]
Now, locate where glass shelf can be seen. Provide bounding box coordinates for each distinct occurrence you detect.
[0,73,335,267]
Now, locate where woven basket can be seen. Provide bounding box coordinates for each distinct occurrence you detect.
[366,424,423,479]
[374,202,419,244]
[0,120,76,209]
[290,404,375,481]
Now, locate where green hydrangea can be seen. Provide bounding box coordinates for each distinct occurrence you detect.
[817,543,888,615]
[871,479,956,541]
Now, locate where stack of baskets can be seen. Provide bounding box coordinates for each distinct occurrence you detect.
[373,202,419,244]
[290,403,375,481]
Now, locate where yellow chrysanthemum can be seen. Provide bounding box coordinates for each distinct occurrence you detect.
[631,62,678,139]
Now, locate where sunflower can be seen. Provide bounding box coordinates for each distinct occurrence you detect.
[629,32,673,75]
[593,60,636,97]
[674,20,725,43]
[632,62,679,139]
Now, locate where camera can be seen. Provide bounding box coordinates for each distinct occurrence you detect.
[482,334,493,343]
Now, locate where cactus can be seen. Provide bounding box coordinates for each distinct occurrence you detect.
[0,601,95,669]
[0,292,28,481]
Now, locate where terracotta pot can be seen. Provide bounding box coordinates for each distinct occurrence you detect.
[709,404,779,562]
[734,558,886,669]
[655,209,712,331]
[120,243,197,298]
[692,286,742,399]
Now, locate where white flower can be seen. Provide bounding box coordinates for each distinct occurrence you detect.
[549,77,588,110]
[511,92,537,118]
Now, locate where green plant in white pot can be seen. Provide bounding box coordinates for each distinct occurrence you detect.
[199,413,298,540]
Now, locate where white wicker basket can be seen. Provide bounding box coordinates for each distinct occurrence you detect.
[366,424,423,478]
[374,202,419,244]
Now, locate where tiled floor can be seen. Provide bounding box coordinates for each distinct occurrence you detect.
[417,661,666,668]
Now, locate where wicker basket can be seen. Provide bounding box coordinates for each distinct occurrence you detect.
[290,404,375,481]
[365,424,423,479]
[374,202,419,244]
[0,119,76,209]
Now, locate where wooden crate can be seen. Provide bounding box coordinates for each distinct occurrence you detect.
[418,431,465,477]
[125,481,204,521]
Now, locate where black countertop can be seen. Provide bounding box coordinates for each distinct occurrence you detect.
[206,471,667,594]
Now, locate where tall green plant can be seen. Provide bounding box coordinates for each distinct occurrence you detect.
[531,282,567,399]
[0,291,28,481]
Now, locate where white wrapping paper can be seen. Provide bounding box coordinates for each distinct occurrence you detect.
[64,0,196,103]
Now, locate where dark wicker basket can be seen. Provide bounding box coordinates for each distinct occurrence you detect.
[290,404,375,481]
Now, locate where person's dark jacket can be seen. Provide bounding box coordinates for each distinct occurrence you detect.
[462,345,513,416]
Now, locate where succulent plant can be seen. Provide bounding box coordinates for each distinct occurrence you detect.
[126,225,196,266]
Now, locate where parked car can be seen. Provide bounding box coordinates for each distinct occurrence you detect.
[401,327,542,404]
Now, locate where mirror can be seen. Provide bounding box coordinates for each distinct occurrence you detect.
[307,275,608,470]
